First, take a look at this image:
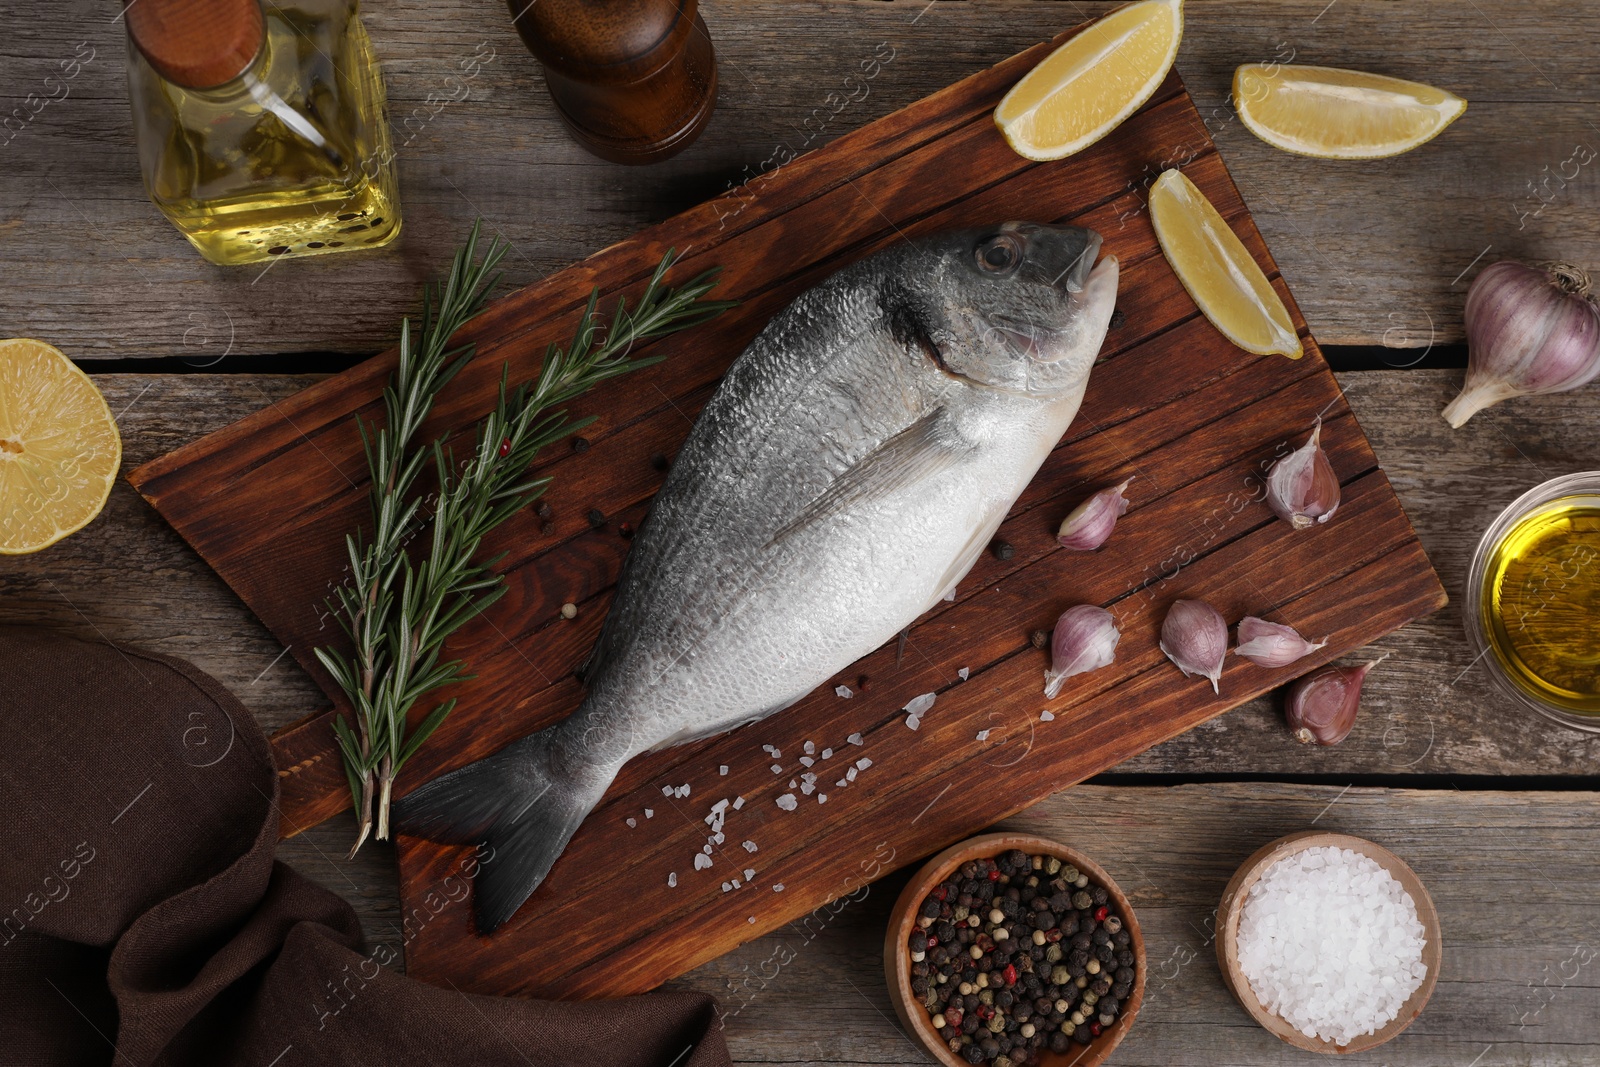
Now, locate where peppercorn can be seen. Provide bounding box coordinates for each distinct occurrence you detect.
[1099,995,1120,1018]
[1091,976,1112,997]
[560,602,578,620]
[650,452,670,472]
[989,540,1015,561]
[1031,629,1049,649]
[913,976,930,997]
[571,436,591,454]
[1049,1031,1071,1054]
[586,508,606,529]
[1104,916,1123,935]
[1073,1024,1092,1045]
[1071,890,1093,910]
[1090,885,1108,907]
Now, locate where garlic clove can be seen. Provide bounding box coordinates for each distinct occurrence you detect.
[1056,477,1134,551]
[1284,654,1387,745]
[1445,261,1600,427]
[1159,599,1228,694]
[1234,616,1327,669]
[1266,419,1340,530]
[1043,605,1120,698]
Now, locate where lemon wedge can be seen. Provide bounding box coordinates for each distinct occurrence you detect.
[0,338,121,554]
[1149,170,1302,358]
[1234,64,1466,160]
[996,0,1184,162]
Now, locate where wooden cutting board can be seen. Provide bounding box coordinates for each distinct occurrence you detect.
[130,26,1446,998]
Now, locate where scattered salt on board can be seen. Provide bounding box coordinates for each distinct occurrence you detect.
[776,794,798,811]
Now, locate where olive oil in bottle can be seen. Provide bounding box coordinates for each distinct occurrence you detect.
[1481,497,1600,715]
[124,0,400,265]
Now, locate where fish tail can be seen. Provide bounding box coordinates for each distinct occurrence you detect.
[393,729,603,934]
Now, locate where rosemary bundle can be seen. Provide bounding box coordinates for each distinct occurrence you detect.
[315,223,732,854]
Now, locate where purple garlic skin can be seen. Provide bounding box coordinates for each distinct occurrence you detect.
[1043,604,1120,698]
[1159,599,1228,694]
[1057,477,1134,551]
[1234,616,1327,669]
[1444,260,1600,428]
[1266,419,1340,530]
[1285,658,1383,745]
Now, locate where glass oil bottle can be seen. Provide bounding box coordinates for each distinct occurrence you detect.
[124,0,400,265]
[1467,473,1600,730]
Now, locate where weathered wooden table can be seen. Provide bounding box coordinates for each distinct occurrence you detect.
[4,1,1598,1064]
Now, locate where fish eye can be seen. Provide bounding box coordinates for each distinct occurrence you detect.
[975,234,1023,274]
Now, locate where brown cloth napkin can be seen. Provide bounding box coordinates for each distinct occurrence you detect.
[0,628,732,1067]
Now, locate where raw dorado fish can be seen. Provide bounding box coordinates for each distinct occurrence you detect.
[396,223,1120,932]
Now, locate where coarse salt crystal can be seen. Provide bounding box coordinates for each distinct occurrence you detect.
[821,748,832,759]
[694,854,711,870]
[976,729,990,741]
[958,667,970,681]
[774,884,785,892]
[836,685,853,698]
[733,796,745,810]
[846,767,858,782]
[800,756,814,767]
[800,781,815,795]
[1040,710,1055,722]
[722,882,731,892]
[744,868,756,880]
[856,758,872,770]
[748,917,756,924]
[626,817,637,828]
[776,794,798,811]
[837,778,849,788]
[771,764,783,774]
[904,692,936,716]
[719,765,729,776]
[742,840,758,853]
[731,878,741,889]
[1235,845,1428,1046]
[668,872,677,887]
[906,716,920,731]
[817,793,827,803]
[661,785,673,797]
[644,808,654,819]
[847,733,864,746]
[804,741,815,754]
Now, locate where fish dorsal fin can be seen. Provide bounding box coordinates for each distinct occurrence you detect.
[769,408,963,546]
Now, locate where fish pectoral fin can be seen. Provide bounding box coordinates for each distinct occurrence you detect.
[769,409,965,546]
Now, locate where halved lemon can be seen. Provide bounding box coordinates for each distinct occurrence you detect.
[0,339,121,554]
[996,0,1184,162]
[1149,169,1302,358]
[1234,64,1466,160]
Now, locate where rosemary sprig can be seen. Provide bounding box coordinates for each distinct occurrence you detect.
[315,223,733,855]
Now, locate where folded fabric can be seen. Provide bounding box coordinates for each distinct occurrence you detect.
[0,627,732,1067]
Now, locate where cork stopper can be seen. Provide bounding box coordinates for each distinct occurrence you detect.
[126,0,265,90]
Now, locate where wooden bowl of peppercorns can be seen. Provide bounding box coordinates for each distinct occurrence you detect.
[884,833,1145,1067]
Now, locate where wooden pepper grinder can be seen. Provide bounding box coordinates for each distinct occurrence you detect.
[510,0,717,165]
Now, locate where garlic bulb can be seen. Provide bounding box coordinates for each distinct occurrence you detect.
[1284,658,1384,746]
[1057,477,1134,551]
[1445,261,1600,427]
[1265,419,1340,530]
[1159,599,1228,694]
[1234,616,1327,668]
[1043,605,1120,698]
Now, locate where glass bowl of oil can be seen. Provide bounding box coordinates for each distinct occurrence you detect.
[1465,472,1600,732]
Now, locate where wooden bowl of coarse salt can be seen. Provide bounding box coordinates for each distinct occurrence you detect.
[1216,830,1442,1054]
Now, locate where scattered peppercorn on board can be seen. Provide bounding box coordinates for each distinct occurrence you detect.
[129,25,1445,997]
